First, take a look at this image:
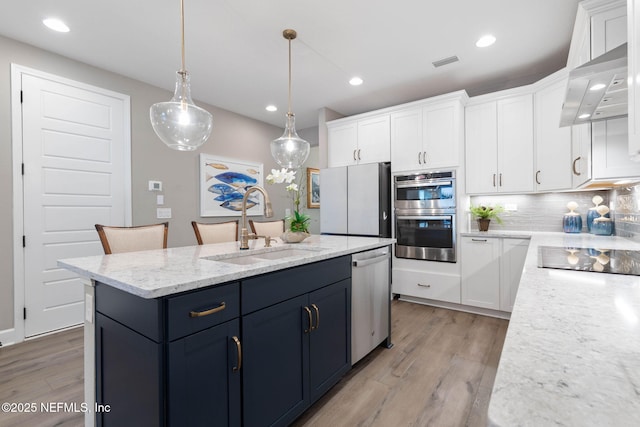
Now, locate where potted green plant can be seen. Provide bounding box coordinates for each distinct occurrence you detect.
[470,204,504,231]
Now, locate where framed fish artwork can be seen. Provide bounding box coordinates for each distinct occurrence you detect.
[199,154,264,217]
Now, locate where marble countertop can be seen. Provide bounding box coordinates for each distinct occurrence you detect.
[488,232,640,426]
[58,235,395,299]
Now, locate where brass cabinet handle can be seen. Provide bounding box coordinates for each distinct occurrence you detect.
[572,157,581,176]
[492,173,496,187]
[417,283,431,288]
[189,301,226,318]
[232,336,242,372]
[311,304,320,330]
[499,173,503,187]
[535,170,541,185]
[303,306,313,333]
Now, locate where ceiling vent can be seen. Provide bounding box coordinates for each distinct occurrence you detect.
[432,55,459,68]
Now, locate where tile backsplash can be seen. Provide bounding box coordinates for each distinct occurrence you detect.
[468,191,611,233]
[611,184,640,240]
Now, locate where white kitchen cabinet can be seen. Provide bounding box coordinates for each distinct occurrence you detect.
[591,2,627,57]
[465,93,534,194]
[500,238,530,312]
[571,124,593,187]
[391,95,465,173]
[460,236,529,312]
[534,73,573,192]
[592,117,640,179]
[327,114,390,167]
[461,237,500,310]
[628,0,640,159]
[327,121,357,168]
[392,268,461,304]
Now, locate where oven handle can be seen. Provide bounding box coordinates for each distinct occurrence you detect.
[395,180,452,189]
[396,215,454,221]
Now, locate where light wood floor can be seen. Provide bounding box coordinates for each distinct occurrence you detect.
[0,300,507,427]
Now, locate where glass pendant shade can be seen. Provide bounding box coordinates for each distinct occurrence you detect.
[150,71,213,151]
[271,113,310,169]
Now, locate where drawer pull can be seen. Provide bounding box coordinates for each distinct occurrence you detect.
[303,306,313,333]
[189,301,226,318]
[417,283,431,288]
[311,304,320,330]
[471,238,488,242]
[232,336,242,372]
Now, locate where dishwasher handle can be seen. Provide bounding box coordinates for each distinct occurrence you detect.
[352,252,390,268]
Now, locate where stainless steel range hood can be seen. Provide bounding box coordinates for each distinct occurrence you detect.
[560,43,627,127]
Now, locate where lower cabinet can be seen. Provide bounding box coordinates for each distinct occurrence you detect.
[392,268,461,304]
[460,236,529,312]
[94,255,352,427]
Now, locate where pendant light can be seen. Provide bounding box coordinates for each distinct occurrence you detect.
[150,0,213,151]
[270,29,310,169]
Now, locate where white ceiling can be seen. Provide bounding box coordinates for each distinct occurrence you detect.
[0,0,581,130]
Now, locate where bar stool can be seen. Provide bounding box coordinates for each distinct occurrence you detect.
[95,222,168,254]
[191,220,239,245]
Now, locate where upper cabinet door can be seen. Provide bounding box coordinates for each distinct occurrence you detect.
[327,121,358,167]
[591,4,627,57]
[465,102,498,194]
[535,76,572,192]
[628,0,640,160]
[497,94,534,193]
[423,101,461,169]
[391,108,423,172]
[357,114,391,164]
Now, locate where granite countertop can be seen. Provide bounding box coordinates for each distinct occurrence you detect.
[488,232,640,426]
[57,235,394,299]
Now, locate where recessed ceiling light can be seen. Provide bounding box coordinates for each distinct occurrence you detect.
[265,105,278,112]
[476,34,496,48]
[578,113,591,119]
[43,18,70,33]
[349,77,363,86]
[590,83,606,91]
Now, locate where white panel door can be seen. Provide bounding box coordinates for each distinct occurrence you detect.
[461,237,500,310]
[390,107,422,172]
[465,102,498,194]
[423,101,460,169]
[327,122,358,167]
[21,71,130,337]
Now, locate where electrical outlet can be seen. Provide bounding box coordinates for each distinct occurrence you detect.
[157,208,172,219]
[157,194,164,205]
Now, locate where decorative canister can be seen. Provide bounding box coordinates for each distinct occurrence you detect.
[563,201,582,233]
[591,205,613,236]
[587,195,609,232]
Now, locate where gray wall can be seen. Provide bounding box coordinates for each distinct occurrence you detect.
[0,35,319,332]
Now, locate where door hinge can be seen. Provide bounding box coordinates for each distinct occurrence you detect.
[23,307,27,320]
[22,235,26,248]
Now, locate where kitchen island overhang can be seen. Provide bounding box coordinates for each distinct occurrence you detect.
[58,234,395,427]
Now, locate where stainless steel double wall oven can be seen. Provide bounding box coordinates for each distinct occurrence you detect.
[394,171,456,262]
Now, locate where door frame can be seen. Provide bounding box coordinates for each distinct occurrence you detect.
[4,64,132,345]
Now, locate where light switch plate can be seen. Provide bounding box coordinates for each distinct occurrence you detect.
[157,194,164,205]
[157,207,172,219]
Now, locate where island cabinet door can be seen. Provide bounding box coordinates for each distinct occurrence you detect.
[242,294,310,427]
[95,313,162,427]
[308,279,351,402]
[167,318,241,427]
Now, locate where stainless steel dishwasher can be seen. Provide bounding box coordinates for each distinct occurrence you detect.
[351,246,392,365]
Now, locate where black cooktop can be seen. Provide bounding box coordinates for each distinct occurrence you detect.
[538,246,640,276]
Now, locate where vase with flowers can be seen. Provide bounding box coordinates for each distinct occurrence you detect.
[469,204,504,231]
[266,168,311,242]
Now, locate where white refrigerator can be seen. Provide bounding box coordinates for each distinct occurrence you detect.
[320,162,391,237]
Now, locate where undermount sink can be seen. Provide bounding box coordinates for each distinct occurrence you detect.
[205,246,325,266]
